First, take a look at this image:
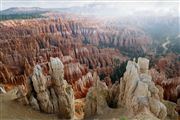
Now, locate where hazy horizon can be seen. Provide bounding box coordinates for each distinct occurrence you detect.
[1,0,180,11]
[0,0,179,18]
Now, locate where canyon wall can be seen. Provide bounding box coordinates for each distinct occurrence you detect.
[1,17,150,98]
[0,16,130,103]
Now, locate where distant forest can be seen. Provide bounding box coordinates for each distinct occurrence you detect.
[0,13,45,21]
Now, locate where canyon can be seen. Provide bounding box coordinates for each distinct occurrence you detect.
[0,6,180,120]
[0,17,145,98]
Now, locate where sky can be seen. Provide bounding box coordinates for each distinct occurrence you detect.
[0,0,180,12]
[1,0,92,10]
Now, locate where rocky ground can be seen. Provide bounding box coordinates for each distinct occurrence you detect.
[0,88,58,120]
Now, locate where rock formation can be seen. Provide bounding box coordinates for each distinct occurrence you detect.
[150,54,180,114]
[0,17,148,86]
[16,57,75,119]
[2,14,179,119]
[83,57,169,119]
[84,72,110,118]
[31,65,53,113]
[0,86,6,94]
[0,18,127,97]
[49,57,75,118]
[118,57,167,119]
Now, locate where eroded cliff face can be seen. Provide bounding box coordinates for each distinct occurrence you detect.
[0,19,151,51]
[0,18,129,98]
[1,17,149,99]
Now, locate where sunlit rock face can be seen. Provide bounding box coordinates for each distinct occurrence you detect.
[18,57,75,119]
[118,57,167,119]
[31,65,54,113]
[49,57,74,118]
[84,72,110,118]
[83,57,168,119]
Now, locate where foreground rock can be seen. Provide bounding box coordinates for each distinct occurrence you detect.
[18,57,75,119]
[32,65,53,113]
[0,86,6,94]
[118,57,167,119]
[6,57,175,120]
[84,57,168,119]
[49,57,74,118]
[84,72,110,118]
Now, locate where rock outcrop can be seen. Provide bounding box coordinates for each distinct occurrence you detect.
[49,57,75,118]
[31,65,53,113]
[0,86,6,94]
[84,57,168,119]
[84,72,110,118]
[18,57,75,119]
[118,57,167,119]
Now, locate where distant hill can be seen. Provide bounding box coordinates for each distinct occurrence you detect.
[0,7,48,15]
[0,7,49,21]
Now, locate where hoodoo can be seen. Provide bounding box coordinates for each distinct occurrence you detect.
[0,3,179,120]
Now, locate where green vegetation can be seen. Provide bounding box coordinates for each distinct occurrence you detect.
[110,61,127,83]
[99,59,127,83]
[119,47,146,58]
[169,38,180,54]
[99,73,106,80]
[83,37,90,44]
[0,13,45,21]
[119,116,128,120]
